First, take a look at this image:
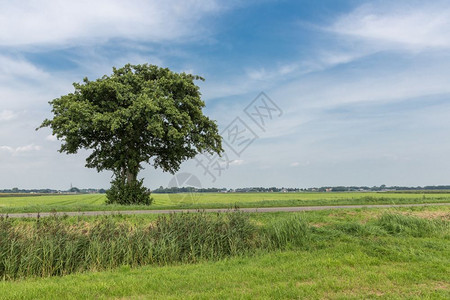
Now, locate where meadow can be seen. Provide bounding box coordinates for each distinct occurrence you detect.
[1,191,450,213]
[1,205,449,299]
[1,193,449,299]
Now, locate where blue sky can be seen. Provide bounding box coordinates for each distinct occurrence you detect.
[1,0,450,189]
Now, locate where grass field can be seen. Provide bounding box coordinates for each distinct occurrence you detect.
[1,205,449,299]
[1,192,450,213]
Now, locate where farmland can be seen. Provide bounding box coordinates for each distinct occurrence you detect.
[1,192,450,214]
[1,205,449,299]
[1,193,449,299]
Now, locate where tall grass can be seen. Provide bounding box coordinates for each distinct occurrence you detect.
[262,215,311,249]
[0,212,265,280]
[376,213,449,237]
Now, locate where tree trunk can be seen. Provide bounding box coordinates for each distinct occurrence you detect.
[126,169,137,186]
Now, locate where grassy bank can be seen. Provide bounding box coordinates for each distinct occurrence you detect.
[1,192,450,213]
[0,206,448,299]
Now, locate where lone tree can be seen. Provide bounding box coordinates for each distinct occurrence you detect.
[39,64,223,205]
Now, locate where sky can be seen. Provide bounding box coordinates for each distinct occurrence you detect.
[1,0,450,190]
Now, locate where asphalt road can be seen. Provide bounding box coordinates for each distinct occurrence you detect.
[1,203,449,218]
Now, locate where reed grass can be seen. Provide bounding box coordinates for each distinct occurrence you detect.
[0,212,265,280]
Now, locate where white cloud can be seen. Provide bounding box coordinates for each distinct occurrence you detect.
[246,64,298,81]
[0,0,228,47]
[290,162,299,167]
[229,159,244,166]
[0,144,41,154]
[278,64,298,75]
[16,144,41,153]
[246,68,267,81]
[330,2,450,51]
[272,52,450,112]
[0,146,14,153]
[46,135,58,142]
[287,1,450,77]
[0,55,49,81]
[316,51,366,68]
[0,110,17,122]
[201,63,299,102]
[0,56,77,112]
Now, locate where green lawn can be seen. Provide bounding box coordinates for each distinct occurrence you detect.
[1,206,449,299]
[1,192,450,213]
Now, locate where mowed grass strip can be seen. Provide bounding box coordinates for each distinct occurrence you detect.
[1,192,450,213]
[1,209,448,299]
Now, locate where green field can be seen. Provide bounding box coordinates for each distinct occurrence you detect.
[1,206,449,299]
[2,193,449,299]
[1,192,450,213]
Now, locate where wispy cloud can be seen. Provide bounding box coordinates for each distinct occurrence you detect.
[16,144,42,153]
[246,63,298,81]
[204,0,450,105]
[0,110,17,122]
[202,63,299,102]
[0,146,13,153]
[292,1,450,77]
[0,55,77,112]
[45,135,58,142]
[0,0,229,47]
[229,159,245,166]
[329,1,450,51]
[0,144,41,154]
[0,55,49,82]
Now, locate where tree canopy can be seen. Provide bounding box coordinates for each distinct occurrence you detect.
[39,64,223,204]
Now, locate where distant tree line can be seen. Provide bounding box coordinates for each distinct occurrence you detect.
[3,184,450,195]
[153,185,450,193]
[0,188,106,194]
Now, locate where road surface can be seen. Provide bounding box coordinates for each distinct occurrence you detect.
[1,203,448,218]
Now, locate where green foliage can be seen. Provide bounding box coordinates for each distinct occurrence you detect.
[68,187,80,193]
[106,177,152,205]
[38,64,223,205]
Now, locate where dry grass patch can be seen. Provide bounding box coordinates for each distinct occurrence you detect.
[295,280,315,287]
[310,222,330,228]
